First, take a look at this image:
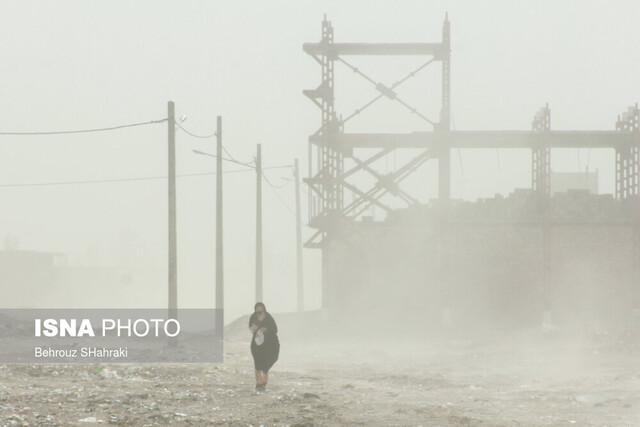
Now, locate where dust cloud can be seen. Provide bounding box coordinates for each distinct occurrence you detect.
[1,1,640,425]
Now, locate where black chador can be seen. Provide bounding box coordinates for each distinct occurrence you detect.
[249,302,280,391]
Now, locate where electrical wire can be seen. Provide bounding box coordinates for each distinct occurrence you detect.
[194,148,292,171]
[192,149,255,169]
[263,165,294,170]
[261,171,293,189]
[0,119,167,136]
[261,171,297,217]
[174,122,256,167]
[0,115,299,203]
[222,145,254,167]
[0,170,253,188]
[262,170,294,191]
[175,122,216,139]
[175,117,295,170]
[282,176,309,195]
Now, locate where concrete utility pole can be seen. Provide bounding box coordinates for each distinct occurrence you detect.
[168,101,177,319]
[216,116,224,313]
[255,144,263,302]
[294,158,304,311]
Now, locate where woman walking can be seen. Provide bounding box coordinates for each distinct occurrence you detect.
[249,302,279,391]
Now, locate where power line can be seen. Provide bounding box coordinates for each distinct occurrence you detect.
[282,176,309,195]
[193,149,291,171]
[175,122,256,167]
[263,164,294,170]
[175,122,217,139]
[178,122,290,169]
[222,145,254,167]
[262,168,294,189]
[261,171,297,217]
[192,149,254,168]
[177,123,266,169]
[0,169,253,188]
[0,118,168,136]
[262,173,293,189]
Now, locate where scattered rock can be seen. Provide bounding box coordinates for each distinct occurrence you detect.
[99,368,118,379]
[78,416,103,423]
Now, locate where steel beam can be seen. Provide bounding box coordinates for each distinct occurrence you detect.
[303,42,446,57]
[341,149,432,218]
[310,130,637,149]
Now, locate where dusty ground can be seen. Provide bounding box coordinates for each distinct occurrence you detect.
[0,328,638,426]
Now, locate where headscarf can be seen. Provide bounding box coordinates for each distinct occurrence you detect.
[249,302,278,335]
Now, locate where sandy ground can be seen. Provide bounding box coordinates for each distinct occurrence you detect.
[0,328,638,426]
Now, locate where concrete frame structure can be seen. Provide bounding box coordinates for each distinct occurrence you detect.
[303,16,640,313]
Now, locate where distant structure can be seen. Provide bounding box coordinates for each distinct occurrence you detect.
[551,169,599,195]
[0,249,163,308]
[303,16,640,333]
[0,250,63,282]
[0,250,63,306]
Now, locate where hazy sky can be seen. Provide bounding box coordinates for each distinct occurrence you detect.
[0,1,638,321]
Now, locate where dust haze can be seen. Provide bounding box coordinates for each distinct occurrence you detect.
[0,1,639,425]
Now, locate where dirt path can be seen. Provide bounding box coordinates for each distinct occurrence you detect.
[0,331,638,426]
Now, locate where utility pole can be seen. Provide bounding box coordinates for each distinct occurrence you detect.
[255,144,263,302]
[168,101,177,320]
[294,158,304,311]
[215,116,224,314]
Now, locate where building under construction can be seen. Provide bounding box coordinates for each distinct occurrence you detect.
[303,16,640,335]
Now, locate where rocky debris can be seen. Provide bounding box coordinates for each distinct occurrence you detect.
[78,416,103,423]
[0,337,637,425]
